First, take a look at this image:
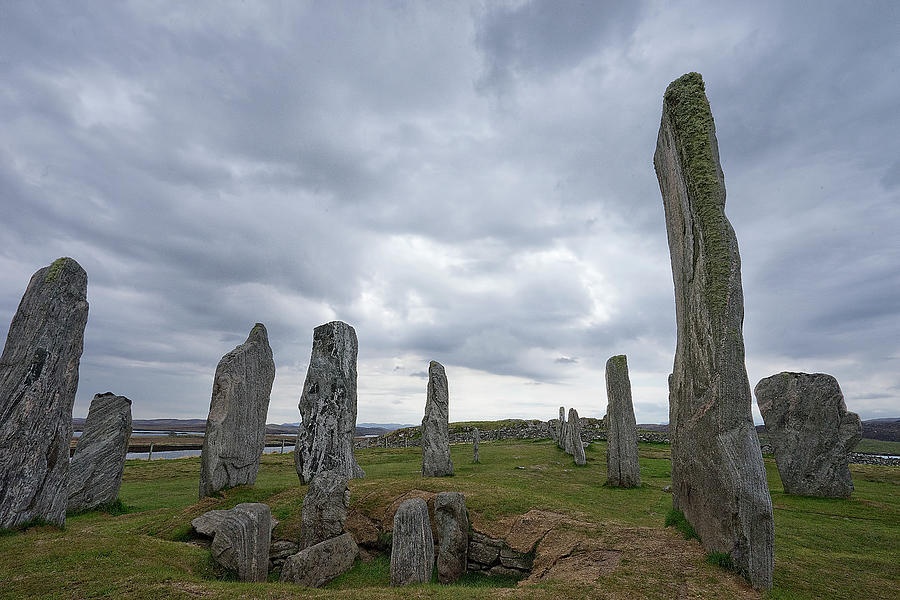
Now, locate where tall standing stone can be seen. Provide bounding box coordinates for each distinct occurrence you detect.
[422,361,453,477]
[435,491,469,584]
[567,408,586,466]
[472,427,480,463]
[390,498,435,586]
[557,406,566,449]
[299,470,350,549]
[199,323,276,498]
[605,356,641,488]
[755,372,861,498]
[654,72,773,589]
[0,258,88,529]
[294,321,365,485]
[67,393,132,512]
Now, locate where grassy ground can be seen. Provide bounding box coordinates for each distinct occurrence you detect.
[852,438,900,455]
[0,439,897,599]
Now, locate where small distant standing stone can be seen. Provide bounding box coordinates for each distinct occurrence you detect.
[0,257,89,529]
[605,355,641,488]
[473,427,480,463]
[567,408,586,466]
[435,492,469,584]
[299,470,350,549]
[67,393,133,512]
[390,498,435,586]
[557,406,566,449]
[199,323,276,498]
[755,372,861,498]
[192,503,272,582]
[422,361,453,477]
[280,533,359,588]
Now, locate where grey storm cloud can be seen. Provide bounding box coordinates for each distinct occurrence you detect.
[0,1,897,425]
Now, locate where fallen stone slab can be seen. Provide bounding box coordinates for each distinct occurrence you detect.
[280,532,359,588]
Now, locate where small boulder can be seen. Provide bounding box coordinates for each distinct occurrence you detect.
[191,503,272,582]
[280,532,359,588]
[435,492,468,584]
[390,498,435,586]
[473,428,480,464]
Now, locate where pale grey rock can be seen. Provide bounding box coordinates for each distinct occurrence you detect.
[755,372,861,498]
[294,321,365,484]
[557,407,566,448]
[192,503,272,582]
[390,498,434,586]
[654,72,773,589]
[199,324,276,498]
[567,408,586,466]
[605,356,641,488]
[280,532,359,588]
[422,361,453,477]
[67,393,132,512]
[473,427,480,463]
[0,258,89,529]
[435,491,468,584]
[299,470,350,549]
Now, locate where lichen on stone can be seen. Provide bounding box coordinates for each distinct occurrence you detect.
[44,257,71,283]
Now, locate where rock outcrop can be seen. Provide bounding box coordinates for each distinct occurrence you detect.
[199,324,276,498]
[605,356,640,488]
[473,427,480,463]
[192,503,272,582]
[280,532,359,588]
[390,497,435,586]
[294,321,365,484]
[67,393,132,512]
[755,372,861,498]
[567,408,586,466]
[0,258,89,529]
[654,72,773,589]
[299,470,350,549]
[435,491,468,583]
[422,361,453,477]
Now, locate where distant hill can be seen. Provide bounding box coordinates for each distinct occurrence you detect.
[72,418,409,437]
[757,418,900,442]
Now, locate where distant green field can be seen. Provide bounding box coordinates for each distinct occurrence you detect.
[853,438,900,455]
[0,438,897,599]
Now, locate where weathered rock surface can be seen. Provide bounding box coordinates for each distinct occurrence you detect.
[557,407,566,448]
[654,72,773,589]
[755,372,861,498]
[269,539,299,570]
[294,321,365,484]
[280,532,359,588]
[422,361,453,477]
[605,356,640,488]
[0,258,89,529]
[191,503,272,582]
[299,470,350,549]
[473,427,480,463]
[390,498,435,586]
[567,408,586,466]
[67,393,132,512]
[435,491,468,584]
[199,324,276,498]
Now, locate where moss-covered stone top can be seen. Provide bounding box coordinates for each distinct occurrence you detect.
[44,257,72,283]
[663,72,731,320]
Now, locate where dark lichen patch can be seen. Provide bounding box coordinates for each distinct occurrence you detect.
[663,73,731,321]
[44,257,71,283]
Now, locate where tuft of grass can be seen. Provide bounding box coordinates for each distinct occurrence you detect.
[664,508,699,541]
[706,551,735,572]
[68,498,131,518]
[169,523,195,542]
[197,552,238,582]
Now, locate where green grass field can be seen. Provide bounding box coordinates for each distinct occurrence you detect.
[0,439,897,599]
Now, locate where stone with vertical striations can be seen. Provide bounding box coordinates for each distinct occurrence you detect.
[294,321,365,485]
[390,498,435,586]
[557,407,566,448]
[605,356,641,488]
[566,408,586,466]
[755,372,861,498]
[199,323,276,498]
[473,427,480,463]
[0,258,89,529]
[422,361,453,477]
[654,72,774,589]
[280,532,359,588]
[435,491,469,583]
[192,502,272,582]
[299,470,350,549]
[67,393,132,512]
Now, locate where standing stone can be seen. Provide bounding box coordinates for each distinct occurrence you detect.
[67,393,132,512]
[567,408,586,466]
[421,361,453,477]
[557,406,566,449]
[0,258,88,529]
[435,491,469,584]
[755,372,861,498]
[191,502,272,582]
[294,321,365,485]
[472,427,480,464]
[299,470,350,549]
[199,323,276,498]
[654,72,773,589]
[390,498,435,586]
[605,356,641,488]
[280,532,359,587]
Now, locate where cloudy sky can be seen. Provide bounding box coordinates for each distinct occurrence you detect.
[1,1,898,426]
